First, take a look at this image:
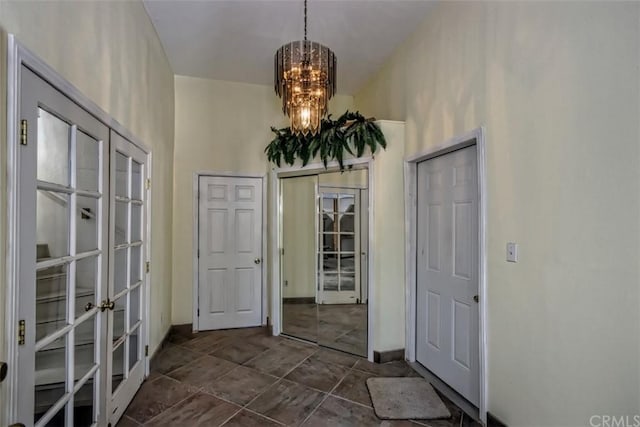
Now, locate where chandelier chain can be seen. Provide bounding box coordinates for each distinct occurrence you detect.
[304,0,307,41]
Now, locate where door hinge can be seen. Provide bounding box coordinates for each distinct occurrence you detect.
[145,345,149,357]
[281,248,285,255]
[197,309,200,316]
[20,120,27,146]
[17,320,25,345]
[145,179,151,190]
[146,261,150,273]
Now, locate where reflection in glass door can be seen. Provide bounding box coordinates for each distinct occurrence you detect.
[18,66,109,426]
[318,188,360,304]
[108,132,147,424]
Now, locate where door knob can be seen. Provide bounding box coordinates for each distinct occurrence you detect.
[254,258,261,265]
[99,299,115,312]
[473,295,479,303]
[84,302,95,312]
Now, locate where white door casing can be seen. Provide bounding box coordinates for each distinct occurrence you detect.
[197,176,263,330]
[416,145,480,406]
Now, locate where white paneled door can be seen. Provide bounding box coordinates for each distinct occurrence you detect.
[197,176,263,330]
[416,146,479,406]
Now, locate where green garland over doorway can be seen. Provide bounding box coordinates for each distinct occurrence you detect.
[265,111,387,170]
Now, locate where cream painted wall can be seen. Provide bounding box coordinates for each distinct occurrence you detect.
[172,75,353,324]
[370,122,406,352]
[355,2,640,425]
[0,4,175,416]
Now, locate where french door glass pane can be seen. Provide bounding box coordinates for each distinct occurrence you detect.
[75,256,97,318]
[34,334,68,423]
[115,152,129,198]
[74,376,96,427]
[76,130,99,192]
[113,296,126,342]
[76,195,99,253]
[114,248,128,295]
[129,327,141,373]
[131,161,142,201]
[37,190,69,258]
[112,343,125,392]
[340,273,356,291]
[323,273,338,291]
[115,201,128,245]
[36,263,68,334]
[41,405,66,426]
[129,286,141,326]
[131,204,142,242]
[74,315,96,381]
[339,196,355,213]
[130,246,142,285]
[37,108,69,186]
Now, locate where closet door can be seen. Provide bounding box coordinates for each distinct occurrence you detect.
[107,132,148,425]
[18,66,110,426]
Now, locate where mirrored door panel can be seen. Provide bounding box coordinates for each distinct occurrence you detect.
[281,175,319,343]
[280,168,369,357]
[317,186,367,357]
[19,66,109,427]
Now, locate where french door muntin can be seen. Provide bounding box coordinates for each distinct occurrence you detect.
[317,187,361,304]
[107,132,147,424]
[18,66,109,426]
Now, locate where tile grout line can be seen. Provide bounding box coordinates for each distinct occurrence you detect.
[137,384,202,425]
[298,359,355,425]
[237,345,320,425]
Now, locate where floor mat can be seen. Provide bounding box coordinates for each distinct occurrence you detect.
[366,377,451,420]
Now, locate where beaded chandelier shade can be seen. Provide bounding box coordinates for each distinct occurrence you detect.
[275,0,336,136]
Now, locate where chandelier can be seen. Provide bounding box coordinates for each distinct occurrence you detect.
[274,0,336,136]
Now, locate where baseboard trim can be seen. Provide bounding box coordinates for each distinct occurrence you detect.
[283,297,316,304]
[373,348,405,363]
[487,412,508,427]
[148,326,172,364]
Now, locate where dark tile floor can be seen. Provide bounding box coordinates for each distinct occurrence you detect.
[118,326,479,427]
[282,303,367,356]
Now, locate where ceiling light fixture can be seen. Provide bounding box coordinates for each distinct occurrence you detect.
[274,0,336,136]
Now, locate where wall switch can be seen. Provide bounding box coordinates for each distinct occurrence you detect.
[506,242,518,262]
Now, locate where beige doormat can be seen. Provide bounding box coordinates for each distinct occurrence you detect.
[366,377,451,420]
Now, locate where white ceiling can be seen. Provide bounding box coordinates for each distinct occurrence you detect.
[143,0,436,95]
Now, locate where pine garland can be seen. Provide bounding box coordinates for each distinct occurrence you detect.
[265,111,386,170]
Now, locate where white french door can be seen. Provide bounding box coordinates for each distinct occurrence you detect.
[14,65,148,426]
[317,187,360,304]
[18,66,109,426]
[107,133,147,424]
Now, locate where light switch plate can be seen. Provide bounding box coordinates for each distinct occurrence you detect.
[506,242,518,262]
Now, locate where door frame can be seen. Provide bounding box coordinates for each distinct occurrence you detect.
[403,127,488,423]
[191,172,268,332]
[271,157,375,362]
[4,35,152,426]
